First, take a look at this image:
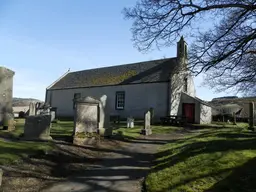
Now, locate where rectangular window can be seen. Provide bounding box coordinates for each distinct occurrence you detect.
[184,77,188,92]
[73,93,81,109]
[115,91,125,110]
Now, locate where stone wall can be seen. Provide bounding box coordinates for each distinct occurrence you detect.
[47,82,168,120]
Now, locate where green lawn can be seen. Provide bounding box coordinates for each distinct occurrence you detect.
[0,119,53,165]
[51,120,73,137]
[192,122,250,129]
[146,126,256,192]
[0,119,74,165]
[113,123,181,139]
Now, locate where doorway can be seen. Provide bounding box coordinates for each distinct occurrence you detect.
[182,103,195,123]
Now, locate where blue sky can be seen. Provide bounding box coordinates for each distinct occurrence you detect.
[0,0,231,101]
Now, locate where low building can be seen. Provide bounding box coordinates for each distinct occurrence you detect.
[210,96,256,122]
[46,37,212,124]
[12,106,29,118]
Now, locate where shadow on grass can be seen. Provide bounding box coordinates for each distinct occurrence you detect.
[205,157,256,192]
[1,135,161,192]
[146,129,256,192]
[0,119,190,191]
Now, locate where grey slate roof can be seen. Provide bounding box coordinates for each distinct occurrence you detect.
[49,57,177,90]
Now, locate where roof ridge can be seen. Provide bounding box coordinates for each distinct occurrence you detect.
[69,57,176,74]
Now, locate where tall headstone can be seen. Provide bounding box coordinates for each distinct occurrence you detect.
[29,102,36,116]
[74,97,99,134]
[73,95,112,145]
[141,110,152,135]
[3,112,14,131]
[249,102,255,130]
[50,111,56,122]
[0,67,15,129]
[74,95,112,142]
[98,95,112,136]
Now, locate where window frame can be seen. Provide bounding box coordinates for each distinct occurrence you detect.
[115,91,125,110]
[184,77,188,92]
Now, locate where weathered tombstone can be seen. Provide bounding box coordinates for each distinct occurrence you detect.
[98,95,112,137]
[0,67,15,129]
[74,96,99,135]
[141,110,152,135]
[23,115,52,140]
[127,117,134,128]
[29,102,36,116]
[7,119,16,131]
[0,168,2,187]
[3,112,14,130]
[73,95,112,145]
[50,107,57,122]
[249,102,255,130]
[50,111,55,122]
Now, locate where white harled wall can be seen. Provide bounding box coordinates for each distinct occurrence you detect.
[46,82,168,120]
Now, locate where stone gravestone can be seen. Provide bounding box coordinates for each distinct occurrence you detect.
[23,115,52,140]
[73,96,100,145]
[73,95,112,145]
[7,118,16,131]
[50,111,55,122]
[29,102,36,116]
[141,110,152,135]
[127,117,134,128]
[50,107,57,122]
[74,97,99,134]
[3,112,15,131]
[98,95,112,137]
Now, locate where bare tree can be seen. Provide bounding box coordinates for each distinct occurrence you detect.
[123,0,256,95]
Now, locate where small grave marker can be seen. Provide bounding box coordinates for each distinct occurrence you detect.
[141,110,152,135]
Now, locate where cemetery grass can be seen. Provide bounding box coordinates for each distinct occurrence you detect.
[192,122,249,129]
[0,119,74,165]
[145,127,256,192]
[113,124,181,139]
[0,118,53,165]
[0,119,122,191]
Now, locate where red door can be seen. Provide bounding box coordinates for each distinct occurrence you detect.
[183,103,195,123]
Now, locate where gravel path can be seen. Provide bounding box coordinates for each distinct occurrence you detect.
[41,133,185,192]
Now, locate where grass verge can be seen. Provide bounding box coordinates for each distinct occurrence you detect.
[113,123,182,139]
[0,119,74,165]
[146,127,256,192]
